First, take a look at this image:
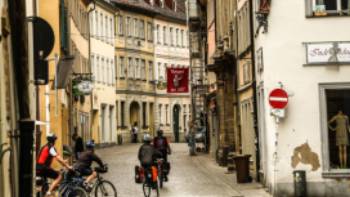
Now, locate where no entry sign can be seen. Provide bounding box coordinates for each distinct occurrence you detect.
[269,88,288,109]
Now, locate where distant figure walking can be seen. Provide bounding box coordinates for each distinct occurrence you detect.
[131,122,139,143]
[72,132,84,160]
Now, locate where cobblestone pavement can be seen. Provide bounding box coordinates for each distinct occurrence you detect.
[97,143,271,197]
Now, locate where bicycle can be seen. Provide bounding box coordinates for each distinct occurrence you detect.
[142,165,159,197]
[36,172,88,197]
[91,165,117,197]
[155,158,164,189]
[58,170,89,197]
[65,164,117,197]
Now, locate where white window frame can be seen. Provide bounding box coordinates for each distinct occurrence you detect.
[118,15,124,36]
[308,0,350,16]
[148,61,153,81]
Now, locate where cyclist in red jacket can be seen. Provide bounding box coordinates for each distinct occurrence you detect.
[36,133,72,196]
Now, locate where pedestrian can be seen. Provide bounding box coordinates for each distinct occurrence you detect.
[72,132,84,160]
[131,122,139,143]
[187,121,196,156]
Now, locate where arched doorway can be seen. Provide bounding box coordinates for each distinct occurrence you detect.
[130,101,140,128]
[173,105,181,143]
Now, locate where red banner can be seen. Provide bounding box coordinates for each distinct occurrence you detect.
[167,67,189,93]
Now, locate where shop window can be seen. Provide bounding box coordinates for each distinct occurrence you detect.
[320,84,350,176]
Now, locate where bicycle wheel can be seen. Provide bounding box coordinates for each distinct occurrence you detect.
[142,183,151,197]
[158,170,163,189]
[95,180,117,197]
[65,186,89,197]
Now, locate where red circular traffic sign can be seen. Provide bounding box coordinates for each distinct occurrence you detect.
[269,88,288,109]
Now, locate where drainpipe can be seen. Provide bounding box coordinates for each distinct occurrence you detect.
[88,1,96,141]
[249,0,261,182]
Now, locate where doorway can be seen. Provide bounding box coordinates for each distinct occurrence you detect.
[173,105,181,142]
[130,101,140,128]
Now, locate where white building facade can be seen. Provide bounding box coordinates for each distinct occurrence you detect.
[254,0,350,196]
[153,13,191,142]
[90,1,117,144]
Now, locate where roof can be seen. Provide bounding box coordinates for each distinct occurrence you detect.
[111,0,187,23]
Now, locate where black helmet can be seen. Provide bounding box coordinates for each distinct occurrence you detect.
[157,129,163,136]
[47,133,57,143]
[86,139,95,149]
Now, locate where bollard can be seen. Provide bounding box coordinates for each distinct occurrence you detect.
[293,170,307,197]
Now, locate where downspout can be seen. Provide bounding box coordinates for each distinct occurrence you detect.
[249,0,261,182]
[88,1,96,141]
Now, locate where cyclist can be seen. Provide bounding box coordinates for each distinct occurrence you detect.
[138,134,162,188]
[153,129,171,181]
[73,140,105,189]
[36,133,72,196]
[153,129,171,163]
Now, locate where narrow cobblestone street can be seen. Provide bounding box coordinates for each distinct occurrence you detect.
[97,143,271,197]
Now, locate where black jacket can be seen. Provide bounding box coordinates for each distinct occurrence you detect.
[138,143,162,166]
[74,150,103,169]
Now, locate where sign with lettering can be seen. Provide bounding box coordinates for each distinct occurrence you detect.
[167,67,189,93]
[306,42,350,64]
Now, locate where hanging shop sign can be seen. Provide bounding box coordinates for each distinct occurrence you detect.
[305,41,350,64]
[73,80,93,95]
[167,67,189,93]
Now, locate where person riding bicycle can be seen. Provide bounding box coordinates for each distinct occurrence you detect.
[138,134,162,188]
[153,129,171,163]
[73,140,105,189]
[36,133,72,196]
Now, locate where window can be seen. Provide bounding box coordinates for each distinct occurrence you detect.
[91,55,95,81]
[126,17,132,36]
[100,13,103,40]
[106,59,110,85]
[164,63,167,81]
[311,0,350,16]
[118,15,123,36]
[181,30,184,47]
[157,25,161,44]
[140,20,145,39]
[158,62,162,81]
[147,22,153,42]
[243,62,251,84]
[135,58,139,79]
[141,59,146,80]
[320,84,350,176]
[134,18,138,37]
[163,26,167,45]
[104,16,108,42]
[121,101,125,127]
[142,102,147,127]
[148,61,153,81]
[94,11,98,37]
[96,56,100,82]
[176,28,179,46]
[110,18,113,43]
[165,104,169,125]
[170,27,173,46]
[128,57,133,78]
[119,56,125,78]
[159,104,163,125]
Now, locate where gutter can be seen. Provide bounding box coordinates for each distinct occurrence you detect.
[249,0,261,182]
[88,1,96,141]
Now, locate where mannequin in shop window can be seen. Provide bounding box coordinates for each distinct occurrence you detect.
[328,110,350,168]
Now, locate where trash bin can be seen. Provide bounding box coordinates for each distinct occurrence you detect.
[293,170,307,197]
[233,155,251,183]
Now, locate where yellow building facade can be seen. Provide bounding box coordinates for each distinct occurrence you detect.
[115,5,156,141]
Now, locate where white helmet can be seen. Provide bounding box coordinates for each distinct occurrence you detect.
[143,133,152,142]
